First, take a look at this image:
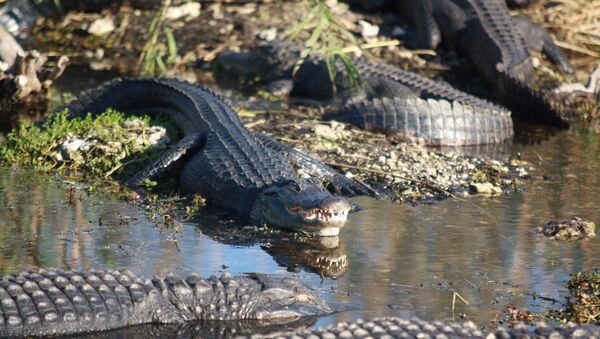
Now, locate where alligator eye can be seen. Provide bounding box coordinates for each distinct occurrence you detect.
[288,181,301,191]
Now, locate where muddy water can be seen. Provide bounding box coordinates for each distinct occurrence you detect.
[0,126,598,334]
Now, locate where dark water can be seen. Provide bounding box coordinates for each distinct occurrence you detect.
[0,127,598,335]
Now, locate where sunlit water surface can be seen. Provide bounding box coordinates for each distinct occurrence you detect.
[0,70,598,335]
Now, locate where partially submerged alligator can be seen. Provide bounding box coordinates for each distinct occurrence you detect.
[268,316,600,339]
[218,41,513,146]
[2,267,598,339]
[63,78,374,235]
[0,268,332,337]
[352,0,573,126]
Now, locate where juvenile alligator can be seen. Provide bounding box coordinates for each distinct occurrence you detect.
[62,78,374,235]
[392,0,573,126]
[218,41,513,146]
[0,268,333,337]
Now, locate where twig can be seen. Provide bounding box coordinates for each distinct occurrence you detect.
[452,291,470,320]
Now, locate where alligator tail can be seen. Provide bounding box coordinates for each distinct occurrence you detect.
[326,97,513,146]
[497,72,569,127]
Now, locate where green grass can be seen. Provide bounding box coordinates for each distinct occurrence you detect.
[137,0,180,76]
[287,0,363,93]
[0,109,176,183]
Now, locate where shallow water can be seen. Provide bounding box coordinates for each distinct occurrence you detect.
[0,125,598,335]
[1,69,600,334]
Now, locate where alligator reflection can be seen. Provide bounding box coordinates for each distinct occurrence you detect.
[195,214,348,279]
[71,318,319,339]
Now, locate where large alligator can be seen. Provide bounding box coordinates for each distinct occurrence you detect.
[218,41,513,146]
[3,268,598,339]
[268,316,600,339]
[348,0,573,126]
[0,268,333,337]
[62,77,375,235]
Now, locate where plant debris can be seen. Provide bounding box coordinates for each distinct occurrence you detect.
[538,217,596,240]
[551,271,600,324]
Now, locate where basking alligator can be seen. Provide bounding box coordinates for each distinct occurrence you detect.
[218,41,513,146]
[63,78,374,235]
[363,0,573,126]
[0,268,332,337]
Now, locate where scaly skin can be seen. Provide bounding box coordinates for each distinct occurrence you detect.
[63,78,373,235]
[267,316,600,338]
[0,268,332,337]
[395,0,572,126]
[217,41,513,146]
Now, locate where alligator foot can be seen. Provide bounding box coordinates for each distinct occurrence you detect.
[511,15,574,74]
[126,132,206,187]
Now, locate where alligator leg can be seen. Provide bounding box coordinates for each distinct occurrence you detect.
[511,15,574,74]
[253,133,379,198]
[414,0,442,49]
[126,132,205,187]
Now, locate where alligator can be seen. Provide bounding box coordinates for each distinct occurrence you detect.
[389,0,572,126]
[0,268,333,337]
[217,41,513,146]
[267,316,600,339]
[62,77,375,235]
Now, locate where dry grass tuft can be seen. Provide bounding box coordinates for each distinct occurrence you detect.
[519,0,600,69]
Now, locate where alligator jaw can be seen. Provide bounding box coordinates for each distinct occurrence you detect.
[253,179,353,234]
[287,204,350,231]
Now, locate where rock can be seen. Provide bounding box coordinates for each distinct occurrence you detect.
[141,126,170,148]
[468,182,502,196]
[61,137,85,155]
[538,217,596,241]
[358,20,379,38]
[166,2,201,21]
[314,124,339,141]
[257,27,277,42]
[87,17,115,36]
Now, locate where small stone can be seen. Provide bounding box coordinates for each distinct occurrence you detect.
[166,2,201,21]
[469,182,502,195]
[315,124,339,141]
[358,20,379,38]
[257,27,278,41]
[87,17,115,36]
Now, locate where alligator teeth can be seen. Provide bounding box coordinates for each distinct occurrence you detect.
[295,208,349,222]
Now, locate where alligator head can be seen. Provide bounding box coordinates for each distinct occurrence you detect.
[251,178,353,236]
[247,273,334,319]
